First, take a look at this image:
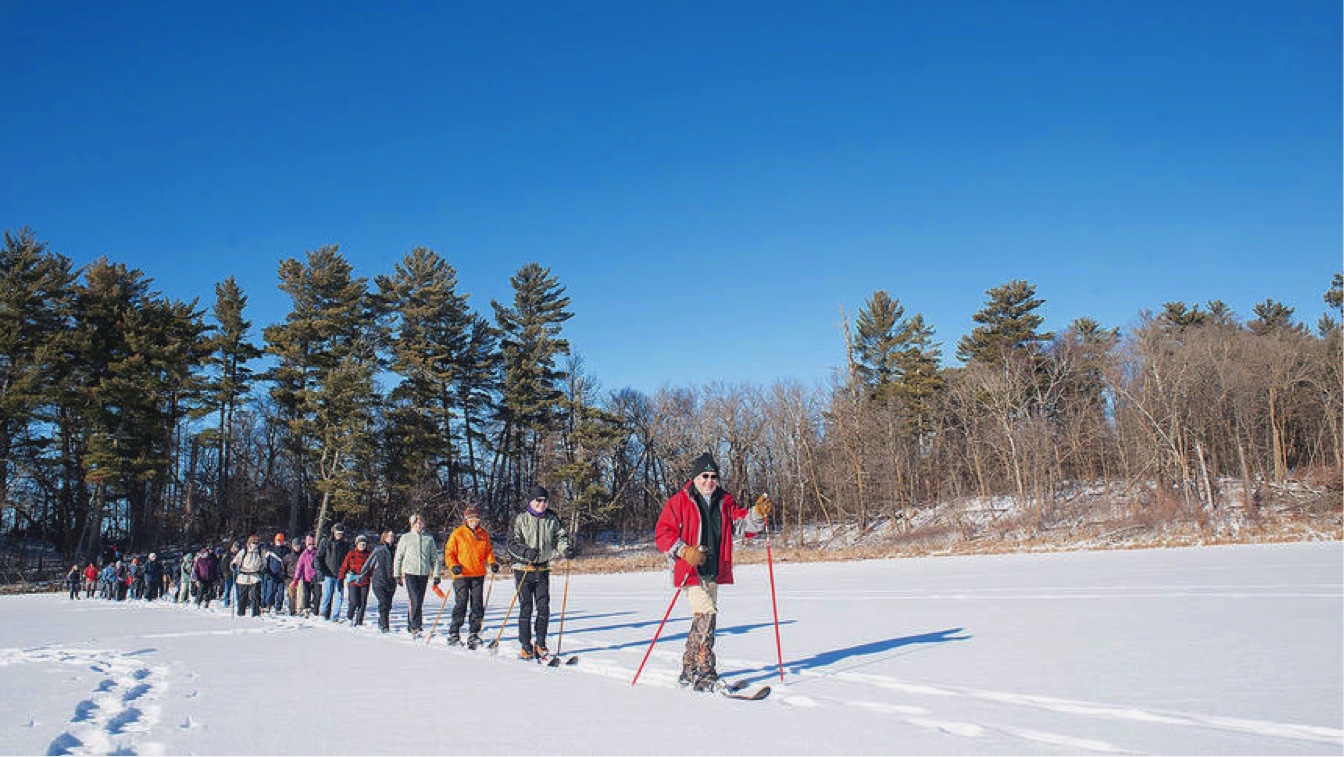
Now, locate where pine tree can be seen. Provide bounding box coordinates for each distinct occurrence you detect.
[263,246,379,538]
[1247,299,1304,336]
[491,263,572,501]
[377,247,474,503]
[0,228,77,538]
[852,291,906,397]
[956,280,1050,365]
[201,277,262,524]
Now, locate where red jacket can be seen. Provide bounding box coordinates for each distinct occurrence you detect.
[339,548,371,587]
[655,483,758,587]
[82,565,97,582]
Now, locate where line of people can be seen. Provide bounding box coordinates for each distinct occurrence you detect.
[59,485,577,660]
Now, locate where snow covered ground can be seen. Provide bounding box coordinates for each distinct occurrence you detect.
[0,541,1339,756]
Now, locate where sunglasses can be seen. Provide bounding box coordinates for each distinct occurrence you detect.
[698,473,719,480]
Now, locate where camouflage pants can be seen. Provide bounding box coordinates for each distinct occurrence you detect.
[681,613,718,685]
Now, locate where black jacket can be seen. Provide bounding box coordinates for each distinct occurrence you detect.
[316,537,352,578]
[358,542,396,594]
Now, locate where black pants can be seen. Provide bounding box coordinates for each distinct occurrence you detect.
[450,576,485,636]
[347,584,369,625]
[515,569,551,649]
[404,574,428,632]
[236,582,261,616]
[195,579,215,607]
[373,585,395,631]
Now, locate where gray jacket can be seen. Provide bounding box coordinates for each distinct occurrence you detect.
[508,511,571,567]
[393,530,440,578]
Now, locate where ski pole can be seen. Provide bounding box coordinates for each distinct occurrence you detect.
[631,584,683,687]
[761,494,785,682]
[489,569,526,652]
[551,559,573,661]
[425,574,452,646]
[483,565,495,612]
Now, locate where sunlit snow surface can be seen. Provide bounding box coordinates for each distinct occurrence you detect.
[1,541,1339,755]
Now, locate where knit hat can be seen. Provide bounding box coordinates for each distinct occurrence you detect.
[688,452,720,479]
[464,505,481,520]
[528,485,549,501]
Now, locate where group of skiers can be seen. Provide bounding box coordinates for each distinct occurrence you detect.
[61,456,773,691]
[58,484,579,659]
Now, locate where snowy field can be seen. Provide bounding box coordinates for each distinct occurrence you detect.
[0,541,1339,756]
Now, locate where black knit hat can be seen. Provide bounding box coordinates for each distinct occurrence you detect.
[688,452,720,479]
[528,485,550,501]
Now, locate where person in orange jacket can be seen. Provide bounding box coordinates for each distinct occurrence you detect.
[442,505,499,648]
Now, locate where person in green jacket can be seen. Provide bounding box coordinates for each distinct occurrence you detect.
[507,485,572,659]
[393,512,440,637]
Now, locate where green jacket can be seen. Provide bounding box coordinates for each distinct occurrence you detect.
[508,511,571,568]
[393,530,440,578]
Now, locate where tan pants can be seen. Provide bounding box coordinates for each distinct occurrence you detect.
[686,580,719,615]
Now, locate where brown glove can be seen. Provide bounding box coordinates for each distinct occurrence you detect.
[753,493,774,520]
[681,544,707,567]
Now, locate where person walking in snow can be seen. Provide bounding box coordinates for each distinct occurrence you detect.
[82,562,97,598]
[292,535,319,616]
[442,505,499,648]
[193,547,221,608]
[144,553,164,601]
[282,540,303,615]
[358,529,397,633]
[231,534,266,617]
[177,550,196,603]
[654,452,770,691]
[507,485,572,660]
[316,522,351,622]
[65,565,81,599]
[338,534,372,626]
[394,513,439,636]
[263,533,286,612]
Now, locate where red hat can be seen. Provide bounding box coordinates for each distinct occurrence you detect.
[274,532,286,544]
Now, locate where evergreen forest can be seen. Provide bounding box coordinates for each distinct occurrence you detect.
[2,227,1340,562]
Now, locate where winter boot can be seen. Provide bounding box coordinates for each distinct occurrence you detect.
[518,646,534,660]
[467,634,481,650]
[534,643,549,659]
[446,634,463,647]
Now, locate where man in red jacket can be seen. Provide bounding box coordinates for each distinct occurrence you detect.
[654,452,771,691]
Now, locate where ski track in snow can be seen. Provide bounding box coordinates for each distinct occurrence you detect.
[28,584,1344,755]
[534,633,1342,754]
[0,647,169,756]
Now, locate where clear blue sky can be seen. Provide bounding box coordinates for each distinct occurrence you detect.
[2,1,1339,394]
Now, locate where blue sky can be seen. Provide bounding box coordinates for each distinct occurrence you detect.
[2,1,1339,394]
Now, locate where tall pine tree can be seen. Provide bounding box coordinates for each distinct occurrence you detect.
[491,263,572,504]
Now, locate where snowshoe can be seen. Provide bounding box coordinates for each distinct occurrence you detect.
[518,647,534,660]
[467,634,481,650]
[446,635,463,647]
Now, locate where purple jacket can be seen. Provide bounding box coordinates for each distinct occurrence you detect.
[292,548,317,586]
[193,552,220,582]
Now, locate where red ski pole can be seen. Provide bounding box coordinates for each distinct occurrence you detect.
[631,584,683,686]
[760,494,785,682]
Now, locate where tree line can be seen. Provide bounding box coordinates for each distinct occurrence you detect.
[2,227,1339,558]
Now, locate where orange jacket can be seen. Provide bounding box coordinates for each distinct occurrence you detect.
[443,524,497,578]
